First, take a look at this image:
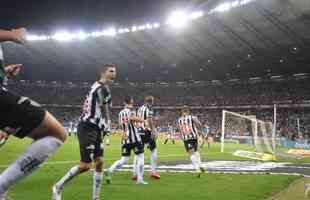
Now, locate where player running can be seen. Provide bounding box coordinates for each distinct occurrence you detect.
[177,105,206,177]
[105,96,147,185]
[132,96,160,180]
[0,28,67,200]
[52,64,116,200]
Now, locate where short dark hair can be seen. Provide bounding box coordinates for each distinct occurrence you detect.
[144,96,154,104]
[124,96,133,105]
[97,64,116,80]
[181,105,190,113]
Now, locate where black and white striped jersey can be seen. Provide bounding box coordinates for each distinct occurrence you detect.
[119,107,141,144]
[80,81,112,131]
[177,115,198,140]
[137,104,153,131]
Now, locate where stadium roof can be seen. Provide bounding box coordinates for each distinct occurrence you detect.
[2,0,310,82]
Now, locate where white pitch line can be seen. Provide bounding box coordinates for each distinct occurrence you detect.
[0,152,208,168]
[114,168,304,177]
[0,162,306,177]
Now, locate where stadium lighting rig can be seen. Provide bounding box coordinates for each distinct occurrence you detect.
[26,0,254,42]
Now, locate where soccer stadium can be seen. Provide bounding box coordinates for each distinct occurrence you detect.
[0,0,310,199]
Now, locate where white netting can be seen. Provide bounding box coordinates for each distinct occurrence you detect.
[221,110,275,154]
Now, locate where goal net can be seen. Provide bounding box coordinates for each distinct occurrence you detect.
[221,110,276,155]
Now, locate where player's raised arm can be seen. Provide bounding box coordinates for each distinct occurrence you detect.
[0,28,26,44]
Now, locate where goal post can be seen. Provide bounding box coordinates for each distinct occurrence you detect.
[221,110,276,155]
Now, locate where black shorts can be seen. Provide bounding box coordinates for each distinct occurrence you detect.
[0,87,45,138]
[184,139,198,152]
[121,142,144,157]
[77,122,103,163]
[140,130,156,151]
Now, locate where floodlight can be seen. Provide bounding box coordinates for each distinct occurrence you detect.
[76,31,88,40]
[189,11,204,19]
[153,23,160,28]
[167,11,188,28]
[52,31,76,41]
[103,28,116,36]
[213,3,231,12]
[146,24,153,29]
[131,26,137,32]
[26,34,49,41]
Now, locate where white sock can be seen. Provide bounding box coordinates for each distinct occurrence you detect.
[190,154,199,170]
[150,149,157,172]
[133,155,138,177]
[92,171,102,200]
[108,157,129,173]
[136,154,144,182]
[194,151,202,167]
[0,136,63,194]
[55,165,80,190]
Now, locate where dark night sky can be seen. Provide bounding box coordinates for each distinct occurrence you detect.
[0,0,213,33]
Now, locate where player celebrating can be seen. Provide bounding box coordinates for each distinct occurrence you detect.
[177,105,205,177]
[105,96,147,184]
[133,96,160,180]
[0,28,67,200]
[52,64,116,200]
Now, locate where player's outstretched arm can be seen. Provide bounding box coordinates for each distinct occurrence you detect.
[0,28,26,44]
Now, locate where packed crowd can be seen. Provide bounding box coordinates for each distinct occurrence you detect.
[7,78,310,106]
[7,78,310,139]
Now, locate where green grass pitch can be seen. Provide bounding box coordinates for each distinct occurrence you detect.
[0,135,306,200]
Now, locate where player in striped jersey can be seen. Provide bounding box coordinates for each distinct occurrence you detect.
[177,105,206,177]
[105,96,147,184]
[52,64,116,200]
[132,96,160,180]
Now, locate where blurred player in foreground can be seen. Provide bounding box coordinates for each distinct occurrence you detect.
[0,28,67,200]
